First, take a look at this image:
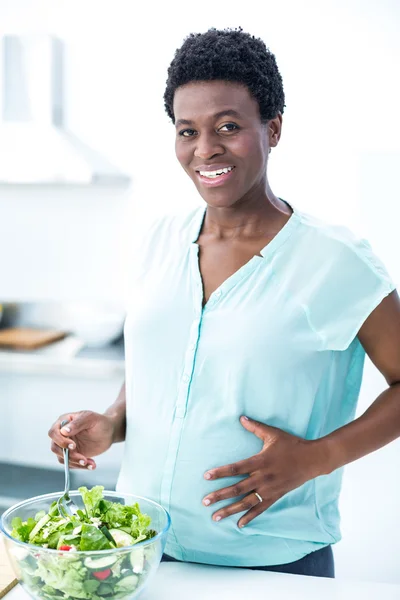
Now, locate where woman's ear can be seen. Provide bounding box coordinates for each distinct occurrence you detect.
[268,113,283,148]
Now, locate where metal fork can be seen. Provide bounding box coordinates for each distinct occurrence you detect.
[57,419,80,518]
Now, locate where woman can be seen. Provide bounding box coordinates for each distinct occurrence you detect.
[48,28,400,578]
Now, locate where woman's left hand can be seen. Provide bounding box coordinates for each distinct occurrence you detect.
[203,416,328,528]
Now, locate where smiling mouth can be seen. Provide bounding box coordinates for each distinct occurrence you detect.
[197,166,235,179]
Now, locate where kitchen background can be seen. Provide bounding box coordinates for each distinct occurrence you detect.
[0,0,399,586]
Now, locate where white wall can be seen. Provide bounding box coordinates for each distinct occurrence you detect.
[0,0,399,584]
[0,186,132,304]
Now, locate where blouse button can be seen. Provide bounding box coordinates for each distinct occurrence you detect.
[182,374,190,384]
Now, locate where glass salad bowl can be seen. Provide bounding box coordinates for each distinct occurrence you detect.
[0,490,171,600]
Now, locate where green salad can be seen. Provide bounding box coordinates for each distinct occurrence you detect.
[9,486,159,600]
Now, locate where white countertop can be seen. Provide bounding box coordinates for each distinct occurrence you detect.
[6,562,400,600]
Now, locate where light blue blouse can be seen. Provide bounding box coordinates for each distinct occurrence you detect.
[117,202,395,566]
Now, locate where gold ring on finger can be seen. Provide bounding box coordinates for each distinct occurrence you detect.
[254,492,263,504]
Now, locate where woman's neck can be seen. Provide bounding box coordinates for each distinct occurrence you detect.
[202,185,292,241]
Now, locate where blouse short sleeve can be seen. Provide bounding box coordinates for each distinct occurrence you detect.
[304,234,396,351]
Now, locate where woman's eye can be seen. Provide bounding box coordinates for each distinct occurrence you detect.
[219,123,239,132]
[179,129,197,137]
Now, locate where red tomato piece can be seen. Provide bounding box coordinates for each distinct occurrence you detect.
[59,545,72,551]
[93,569,112,580]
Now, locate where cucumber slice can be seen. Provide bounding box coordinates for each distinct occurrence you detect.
[84,555,118,570]
[108,529,135,548]
[119,526,132,534]
[130,548,145,574]
[28,514,50,541]
[115,574,139,592]
[100,526,117,546]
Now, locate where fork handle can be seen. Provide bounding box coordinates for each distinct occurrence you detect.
[60,419,71,497]
[62,447,71,495]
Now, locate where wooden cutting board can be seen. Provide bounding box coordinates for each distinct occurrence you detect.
[0,537,17,598]
[0,328,67,350]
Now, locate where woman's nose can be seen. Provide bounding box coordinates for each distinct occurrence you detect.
[194,133,224,159]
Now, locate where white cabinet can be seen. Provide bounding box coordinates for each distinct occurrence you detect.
[0,370,125,477]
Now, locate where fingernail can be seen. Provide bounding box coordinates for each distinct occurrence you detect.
[242,416,249,421]
[87,465,94,470]
[203,499,211,506]
[204,473,211,480]
[68,443,75,450]
[215,516,222,522]
[61,427,71,434]
[238,522,245,528]
[79,460,86,466]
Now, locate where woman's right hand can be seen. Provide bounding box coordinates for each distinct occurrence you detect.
[48,411,115,470]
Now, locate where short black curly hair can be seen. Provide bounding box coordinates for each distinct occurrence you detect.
[164,27,285,124]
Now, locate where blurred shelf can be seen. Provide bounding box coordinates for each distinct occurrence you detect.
[0,335,125,378]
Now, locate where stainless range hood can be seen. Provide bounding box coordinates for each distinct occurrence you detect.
[0,35,130,186]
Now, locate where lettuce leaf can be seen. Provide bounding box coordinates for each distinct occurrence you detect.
[130,510,152,544]
[99,501,135,529]
[11,517,37,542]
[99,500,152,543]
[79,524,112,551]
[78,486,105,518]
[35,554,90,599]
[29,516,77,548]
[83,579,101,594]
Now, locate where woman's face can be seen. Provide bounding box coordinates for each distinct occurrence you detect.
[173,80,281,209]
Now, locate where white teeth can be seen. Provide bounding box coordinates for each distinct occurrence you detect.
[199,166,234,178]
